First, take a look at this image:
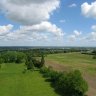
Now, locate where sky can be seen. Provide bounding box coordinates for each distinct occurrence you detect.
[0,0,96,46]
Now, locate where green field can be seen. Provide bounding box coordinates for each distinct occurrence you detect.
[0,64,59,96]
[46,52,96,74]
[46,52,96,96]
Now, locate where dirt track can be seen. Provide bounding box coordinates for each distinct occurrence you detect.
[45,59,96,96]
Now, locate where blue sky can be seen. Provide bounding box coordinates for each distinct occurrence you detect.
[0,0,96,46]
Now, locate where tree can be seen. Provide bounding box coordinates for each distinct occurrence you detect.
[93,55,96,59]
[25,55,34,70]
[15,52,25,63]
[56,70,88,96]
[40,55,45,68]
[0,57,4,69]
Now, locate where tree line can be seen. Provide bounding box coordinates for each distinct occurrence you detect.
[0,51,45,70]
[40,67,88,96]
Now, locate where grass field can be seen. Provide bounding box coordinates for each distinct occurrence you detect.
[46,52,96,74]
[46,52,96,96]
[0,63,59,96]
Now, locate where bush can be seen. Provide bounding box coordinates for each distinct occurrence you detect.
[32,58,41,68]
[56,70,88,96]
[93,55,96,59]
[40,68,88,96]
[25,55,34,70]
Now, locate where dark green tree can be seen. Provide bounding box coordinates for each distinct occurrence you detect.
[40,55,45,68]
[93,55,96,59]
[56,70,88,96]
[25,55,34,70]
[0,57,3,69]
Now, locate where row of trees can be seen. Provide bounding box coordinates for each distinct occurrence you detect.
[0,51,45,70]
[0,51,25,63]
[40,67,88,96]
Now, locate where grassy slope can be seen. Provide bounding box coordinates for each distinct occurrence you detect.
[0,64,59,96]
[46,52,96,74]
[46,52,96,96]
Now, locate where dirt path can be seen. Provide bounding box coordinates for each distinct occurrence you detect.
[45,59,96,96]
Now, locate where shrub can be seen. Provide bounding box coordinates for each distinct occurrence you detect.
[56,70,88,96]
[40,68,88,96]
[25,55,34,70]
[93,55,96,59]
[40,55,45,67]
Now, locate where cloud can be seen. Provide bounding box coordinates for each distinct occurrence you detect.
[74,30,82,36]
[68,30,82,41]
[81,1,96,19]
[0,24,13,36]
[68,3,77,8]
[0,21,64,41]
[91,25,96,31]
[0,0,60,25]
[90,32,96,40]
[83,25,96,41]
[86,25,96,41]
[20,21,64,37]
[85,32,96,41]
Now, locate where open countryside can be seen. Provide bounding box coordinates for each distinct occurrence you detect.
[0,47,96,96]
[46,52,96,96]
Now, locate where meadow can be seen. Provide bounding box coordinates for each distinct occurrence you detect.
[46,52,96,74]
[46,52,96,96]
[0,51,96,96]
[0,63,59,96]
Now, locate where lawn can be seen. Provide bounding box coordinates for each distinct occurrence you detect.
[0,63,59,96]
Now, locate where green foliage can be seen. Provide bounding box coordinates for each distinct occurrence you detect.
[1,51,25,63]
[40,55,45,67]
[93,55,96,59]
[0,57,4,69]
[0,57,4,64]
[15,52,25,63]
[40,68,88,96]
[25,55,34,70]
[32,58,41,68]
[56,70,88,96]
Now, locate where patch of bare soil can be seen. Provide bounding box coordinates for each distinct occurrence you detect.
[45,59,96,96]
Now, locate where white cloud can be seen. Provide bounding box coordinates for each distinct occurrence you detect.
[83,25,96,41]
[0,22,64,41]
[86,32,96,41]
[91,32,96,40]
[81,1,96,19]
[91,25,96,31]
[69,35,76,41]
[86,25,96,41]
[74,30,82,36]
[68,30,82,41]
[20,21,64,37]
[68,3,77,8]
[0,0,60,25]
[0,24,13,36]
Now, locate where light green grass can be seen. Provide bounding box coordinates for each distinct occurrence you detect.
[46,52,96,74]
[0,64,59,96]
